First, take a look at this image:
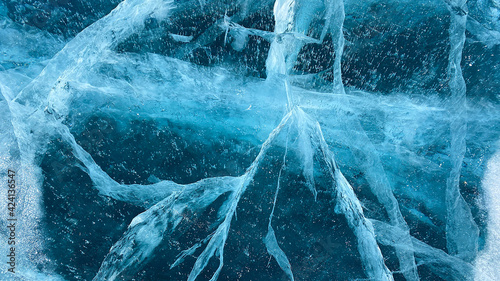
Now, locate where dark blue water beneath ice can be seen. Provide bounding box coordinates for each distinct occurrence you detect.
[1,0,499,280]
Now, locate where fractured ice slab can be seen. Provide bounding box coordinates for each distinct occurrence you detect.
[0,0,499,280]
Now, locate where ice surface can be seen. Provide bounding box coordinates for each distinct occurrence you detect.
[371,219,475,281]
[0,0,499,280]
[444,0,479,261]
[474,145,500,280]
